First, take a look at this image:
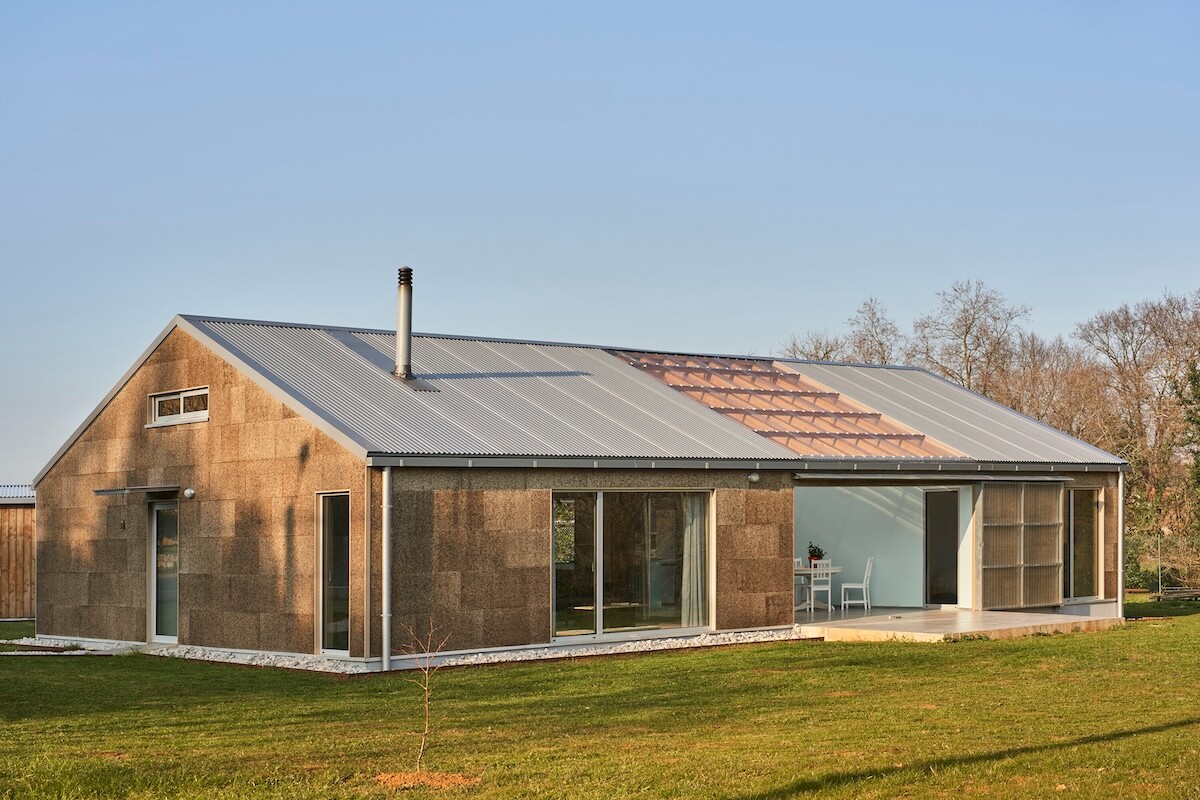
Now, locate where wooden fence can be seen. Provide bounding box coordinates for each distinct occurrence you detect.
[0,504,35,619]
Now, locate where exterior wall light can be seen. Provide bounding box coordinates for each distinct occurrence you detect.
[183,488,197,499]
[747,472,760,483]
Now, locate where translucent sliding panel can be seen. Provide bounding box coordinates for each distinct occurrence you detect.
[1024,484,1062,525]
[601,492,708,633]
[553,493,597,637]
[153,504,179,639]
[1024,524,1061,566]
[983,566,1022,609]
[982,525,1022,567]
[981,483,1063,609]
[986,484,1022,524]
[321,494,350,652]
[1024,565,1061,607]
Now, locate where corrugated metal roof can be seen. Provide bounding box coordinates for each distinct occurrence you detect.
[0,484,35,503]
[184,317,800,461]
[35,313,1125,482]
[781,360,1125,465]
[615,351,965,460]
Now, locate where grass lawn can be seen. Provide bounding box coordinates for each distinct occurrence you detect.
[2,602,1199,799]
[0,620,35,652]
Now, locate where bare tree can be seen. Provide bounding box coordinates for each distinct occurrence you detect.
[908,280,1029,395]
[992,332,1117,445]
[779,330,848,362]
[845,297,903,364]
[398,619,452,772]
[1075,290,1200,585]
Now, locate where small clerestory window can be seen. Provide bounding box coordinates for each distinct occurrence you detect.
[149,387,209,426]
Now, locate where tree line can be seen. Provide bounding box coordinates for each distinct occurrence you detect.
[781,280,1200,589]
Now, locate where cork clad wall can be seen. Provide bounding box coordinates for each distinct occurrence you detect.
[372,468,795,657]
[36,327,366,654]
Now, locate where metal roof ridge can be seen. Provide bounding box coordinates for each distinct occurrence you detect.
[185,314,921,369]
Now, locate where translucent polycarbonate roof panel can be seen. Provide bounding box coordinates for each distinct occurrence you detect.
[0,484,34,501]
[184,317,799,461]
[614,351,964,459]
[782,360,1126,465]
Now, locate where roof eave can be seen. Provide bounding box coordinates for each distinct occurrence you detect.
[364,454,1128,472]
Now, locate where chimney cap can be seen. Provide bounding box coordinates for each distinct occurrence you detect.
[398,267,413,286]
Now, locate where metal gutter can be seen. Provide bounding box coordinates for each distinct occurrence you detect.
[792,473,1074,483]
[381,466,393,672]
[1118,471,1125,618]
[366,454,1127,472]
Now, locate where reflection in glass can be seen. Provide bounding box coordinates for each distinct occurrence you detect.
[157,397,181,417]
[154,505,179,639]
[553,493,596,636]
[322,494,351,651]
[1066,490,1098,598]
[552,491,708,637]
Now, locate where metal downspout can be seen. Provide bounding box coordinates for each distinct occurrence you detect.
[1117,471,1125,618]
[382,466,393,671]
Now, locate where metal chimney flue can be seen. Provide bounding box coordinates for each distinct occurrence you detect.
[395,267,413,379]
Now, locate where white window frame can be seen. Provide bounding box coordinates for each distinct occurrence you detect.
[147,386,210,428]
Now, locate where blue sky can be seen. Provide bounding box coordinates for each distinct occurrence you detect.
[2,2,1198,481]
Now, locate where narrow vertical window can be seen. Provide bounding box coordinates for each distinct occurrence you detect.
[321,493,351,652]
[553,493,597,636]
[151,502,179,642]
[1065,490,1099,599]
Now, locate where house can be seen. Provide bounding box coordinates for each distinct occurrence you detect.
[33,272,1126,666]
[1,484,36,620]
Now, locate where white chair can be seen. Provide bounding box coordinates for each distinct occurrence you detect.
[793,559,811,612]
[808,559,833,615]
[841,556,874,611]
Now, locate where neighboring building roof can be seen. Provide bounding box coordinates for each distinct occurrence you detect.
[33,314,1127,485]
[0,484,35,505]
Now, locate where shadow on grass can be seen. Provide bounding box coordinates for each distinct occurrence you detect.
[724,716,1200,799]
[1124,600,1200,619]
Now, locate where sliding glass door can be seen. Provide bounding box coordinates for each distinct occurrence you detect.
[1064,490,1099,600]
[553,491,709,638]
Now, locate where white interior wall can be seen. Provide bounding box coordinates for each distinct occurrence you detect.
[958,487,977,609]
[794,486,925,608]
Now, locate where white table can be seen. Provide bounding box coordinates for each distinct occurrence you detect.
[794,564,843,611]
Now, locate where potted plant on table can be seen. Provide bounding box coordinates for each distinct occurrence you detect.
[807,541,825,566]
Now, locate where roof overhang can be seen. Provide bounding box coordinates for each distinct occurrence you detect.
[791,459,1127,474]
[365,455,803,470]
[364,454,1128,473]
[0,496,35,506]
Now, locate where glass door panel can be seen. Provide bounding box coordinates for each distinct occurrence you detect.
[553,493,597,636]
[601,492,707,633]
[925,490,958,605]
[1065,490,1098,598]
[152,503,179,641]
[321,494,350,652]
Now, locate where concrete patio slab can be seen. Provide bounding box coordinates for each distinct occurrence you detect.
[797,608,1124,642]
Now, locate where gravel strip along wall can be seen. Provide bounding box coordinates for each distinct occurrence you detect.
[4,626,811,673]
